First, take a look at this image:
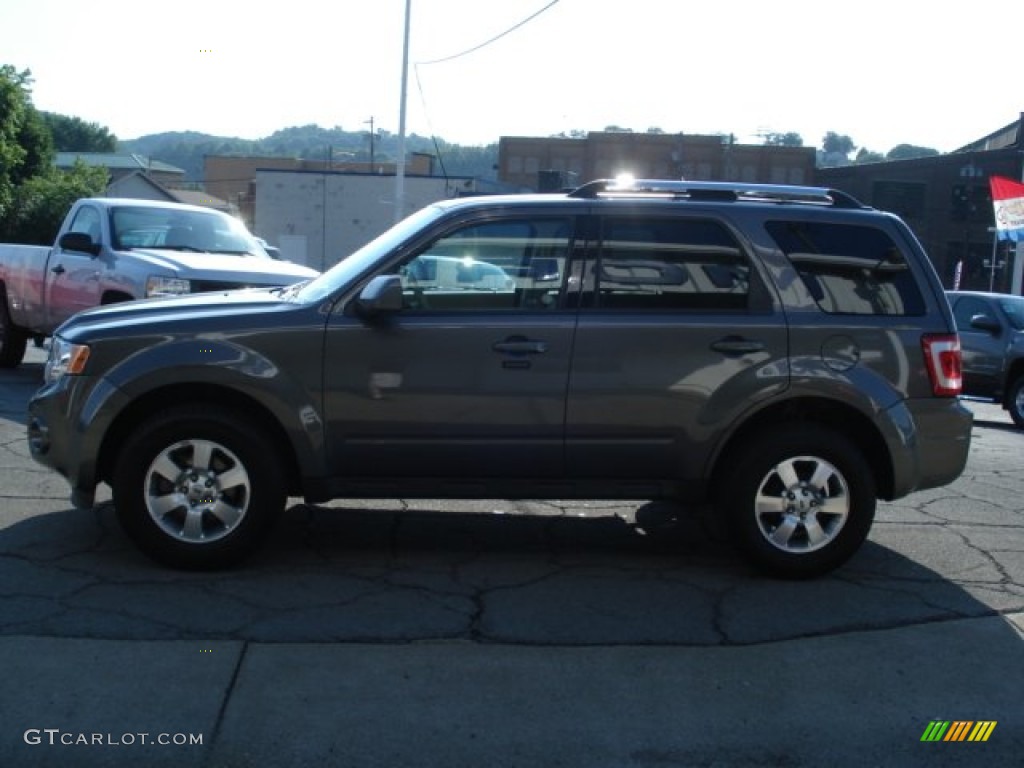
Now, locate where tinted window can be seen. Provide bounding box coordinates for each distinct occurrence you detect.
[590,217,749,311]
[951,295,992,331]
[765,220,924,316]
[68,206,101,240]
[997,297,1024,331]
[395,217,572,311]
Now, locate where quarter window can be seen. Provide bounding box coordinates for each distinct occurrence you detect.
[766,221,925,316]
[590,217,750,311]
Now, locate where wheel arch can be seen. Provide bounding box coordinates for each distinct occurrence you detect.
[709,396,895,501]
[96,383,303,495]
[100,289,135,305]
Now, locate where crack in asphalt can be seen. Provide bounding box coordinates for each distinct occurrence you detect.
[0,404,1022,647]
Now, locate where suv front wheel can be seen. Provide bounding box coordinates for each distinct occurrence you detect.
[1006,375,1024,429]
[718,426,876,579]
[112,404,286,569]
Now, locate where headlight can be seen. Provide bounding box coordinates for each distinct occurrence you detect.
[44,336,91,384]
[146,275,191,297]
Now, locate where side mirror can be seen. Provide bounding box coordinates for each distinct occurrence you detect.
[58,232,101,257]
[355,274,404,318]
[969,313,1002,335]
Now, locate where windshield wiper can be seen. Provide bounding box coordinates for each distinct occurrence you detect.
[159,245,206,253]
[272,281,310,300]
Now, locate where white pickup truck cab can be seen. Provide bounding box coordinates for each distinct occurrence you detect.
[0,197,318,366]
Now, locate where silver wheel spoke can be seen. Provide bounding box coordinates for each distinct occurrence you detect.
[775,460,800,489]
[182,507,205,540]
[190,441,214,471]
[217,466,247,491]
[819,495,848,517]
[150,454,182,484]
[149,492,183,518]
[755,491,785,516]
[804,516,829,547]
[770,516,798,547]
[209,500,244,530]
[808,461,834,491]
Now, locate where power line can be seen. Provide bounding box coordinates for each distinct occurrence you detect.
[416,0,561,66]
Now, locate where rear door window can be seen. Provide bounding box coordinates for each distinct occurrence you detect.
[589,217,750,311]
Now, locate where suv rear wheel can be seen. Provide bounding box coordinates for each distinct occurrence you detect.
[112,404,285,569]
[718,426,876,578]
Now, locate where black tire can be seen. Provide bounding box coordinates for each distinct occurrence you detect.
[1006,376,1024,429]
[717,425,876,579]
[0,291,28,368]
[112,404,286,570]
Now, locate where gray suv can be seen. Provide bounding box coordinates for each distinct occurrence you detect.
[27,179,973,577]
[947,290,1024,426]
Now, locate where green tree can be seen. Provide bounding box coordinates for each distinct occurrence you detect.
[41,112,117,152]
[818,132,857,167]
[886,143,939,161]
[854,147,884,164]
[1,160,107,243]
[763,132,804,147]
[822,132,855,155]
[0,65,34,219]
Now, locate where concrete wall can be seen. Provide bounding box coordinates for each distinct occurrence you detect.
[254,171,475,271]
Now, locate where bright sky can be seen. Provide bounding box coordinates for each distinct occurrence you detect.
[3,0,1021,154]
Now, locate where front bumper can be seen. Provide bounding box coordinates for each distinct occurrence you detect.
[27,374,126,510]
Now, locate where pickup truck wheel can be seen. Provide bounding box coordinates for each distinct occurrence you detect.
[1007,376,1024,429]
[112,405,286,570]
[0,296,28,368]
[717,426,876,579]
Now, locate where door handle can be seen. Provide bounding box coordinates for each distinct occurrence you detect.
[710,337,765,356]
[51,264,66,275]
[492,337,548,355]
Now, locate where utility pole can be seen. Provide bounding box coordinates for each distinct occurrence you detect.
[365,117,375,172]
[395,0,411,222]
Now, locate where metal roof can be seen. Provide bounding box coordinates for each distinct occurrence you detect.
[55,152,185,175]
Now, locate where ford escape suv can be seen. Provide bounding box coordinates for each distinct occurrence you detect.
[27,179,972,577]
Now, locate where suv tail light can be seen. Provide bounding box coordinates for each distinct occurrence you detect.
[922,334,962,396]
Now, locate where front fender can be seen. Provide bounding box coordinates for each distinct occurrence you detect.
[90,337,328,486]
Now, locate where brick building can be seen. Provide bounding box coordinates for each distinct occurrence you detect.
[497,131,816,191]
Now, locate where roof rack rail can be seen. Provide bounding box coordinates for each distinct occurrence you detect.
[567,178,866,209]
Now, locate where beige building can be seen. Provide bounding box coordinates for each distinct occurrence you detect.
[205,154,437,226]
[498,132,815,190]
[253,169,475,271]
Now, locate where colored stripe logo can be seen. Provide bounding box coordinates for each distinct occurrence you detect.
[921,721,996,742]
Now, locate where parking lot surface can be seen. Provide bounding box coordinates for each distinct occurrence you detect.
[1,346,1021,766]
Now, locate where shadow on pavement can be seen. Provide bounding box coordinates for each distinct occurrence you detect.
[0,499,1014,649]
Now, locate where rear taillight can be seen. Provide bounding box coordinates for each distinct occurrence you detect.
[921,334,962,397]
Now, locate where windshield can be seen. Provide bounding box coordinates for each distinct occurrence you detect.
[294,204,446,303]
[111,206,270,257]
[998,296,1024,331]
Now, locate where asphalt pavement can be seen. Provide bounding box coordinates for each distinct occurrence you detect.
[0,346,1021,767]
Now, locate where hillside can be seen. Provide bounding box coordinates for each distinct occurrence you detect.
[119,126,499,181]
